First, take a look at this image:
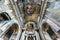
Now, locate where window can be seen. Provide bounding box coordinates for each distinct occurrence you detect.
[21,0,25,3]
[28,37,34,40]
[0,12,11,21]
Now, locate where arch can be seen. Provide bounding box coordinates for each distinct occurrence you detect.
[0,12,11,21]
[42,22,58,40]
[2,23,19,40]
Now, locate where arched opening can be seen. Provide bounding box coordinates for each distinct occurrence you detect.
[20,21,41,40]
[42,23,58,40]
[0,12,11,21]
[2,23,19,40]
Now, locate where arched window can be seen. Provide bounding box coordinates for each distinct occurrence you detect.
[42,23,58,40]
[3,23,19,40]
[28,37,34,40]
[0,12,11,21]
